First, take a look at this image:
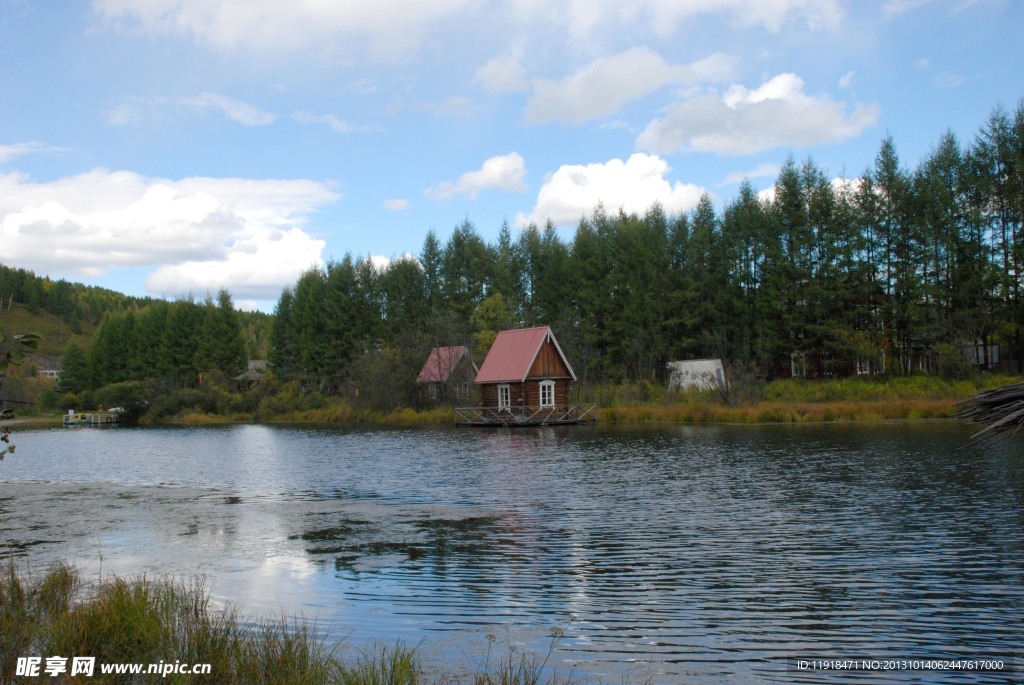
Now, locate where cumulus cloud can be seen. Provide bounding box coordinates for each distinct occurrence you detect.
[0,169,337,300]
[425,153,527,202]
[146,227,325,300]
[524,49,737,126]
[516,153,706,227]
[636,73,880,155]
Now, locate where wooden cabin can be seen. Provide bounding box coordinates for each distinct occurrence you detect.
[454,326,596,426]
[416,346,478,403]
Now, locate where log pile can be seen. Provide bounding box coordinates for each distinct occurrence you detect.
[958,381,1024,441]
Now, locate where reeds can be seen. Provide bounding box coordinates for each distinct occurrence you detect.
[1,564,604,684]
[2,563,339,684]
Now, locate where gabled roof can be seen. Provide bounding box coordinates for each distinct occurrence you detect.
[416,346,475,383]
[475,326,577,384]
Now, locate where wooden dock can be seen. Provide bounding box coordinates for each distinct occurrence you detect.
[63,412,123,427]
[455,403,597,427]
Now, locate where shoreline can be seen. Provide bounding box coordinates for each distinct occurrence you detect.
[4,397,968,429]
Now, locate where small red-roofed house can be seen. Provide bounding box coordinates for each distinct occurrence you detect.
[474,326,576,412]
[416,346,478,403]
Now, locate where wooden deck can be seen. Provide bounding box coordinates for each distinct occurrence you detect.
[454,404,597,427]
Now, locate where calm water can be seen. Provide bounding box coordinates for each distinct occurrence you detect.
[1,422,1022,683]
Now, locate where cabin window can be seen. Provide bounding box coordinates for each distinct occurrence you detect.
[498,384,511,411]
[539,380,555,407]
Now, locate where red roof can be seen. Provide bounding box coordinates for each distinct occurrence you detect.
[416,346,472,383]
[475,326,576,384]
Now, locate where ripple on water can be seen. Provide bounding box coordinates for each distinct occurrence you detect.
[1,422,1022,683]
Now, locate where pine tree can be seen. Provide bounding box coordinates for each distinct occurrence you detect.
[195,289,247,377]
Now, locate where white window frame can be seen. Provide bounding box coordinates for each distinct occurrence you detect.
[539,380,555,408]
[497,384,511,411]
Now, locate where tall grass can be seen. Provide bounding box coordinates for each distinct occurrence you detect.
[1,565,612,684]
[588,374,1023,425]
[2,563,338,684]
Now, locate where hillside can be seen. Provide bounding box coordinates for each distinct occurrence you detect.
[0,302,97,370]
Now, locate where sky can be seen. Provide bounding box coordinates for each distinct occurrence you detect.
[1,0,1021,311]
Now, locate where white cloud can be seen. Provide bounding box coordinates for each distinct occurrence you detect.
[146,227,325,301]
[516,153,706,227]
[383,198,410,211]
[474,45,530,94]
[93,0,473,59]
[94,0,842,61]
[636,73,880,155]
[507,0,842,43]
[524,49,737,126]
[425,153,528,201]
[838,70,855,88]
[882,0,935,17]
[641,0,843,32]
[292,111,382,134]
[0,169,337,300]
[0,142,66,164]
[106,93,275,127]
[180,92,275,126]
[935,71,966,88]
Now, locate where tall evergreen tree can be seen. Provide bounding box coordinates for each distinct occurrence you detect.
[195,289,247,377]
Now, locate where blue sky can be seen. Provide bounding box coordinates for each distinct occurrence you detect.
[1,0,1021,311]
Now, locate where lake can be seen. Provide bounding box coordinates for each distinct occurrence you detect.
[1,421,1022,683]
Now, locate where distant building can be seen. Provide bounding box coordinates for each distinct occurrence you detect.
[416,346,478,403]
[474,326,575,411]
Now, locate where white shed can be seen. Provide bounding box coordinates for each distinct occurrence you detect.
[667,359,727,391]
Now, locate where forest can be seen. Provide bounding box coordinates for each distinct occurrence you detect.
[267,101,1024,408]
[0,264,157,332]
[9,99,1024,414]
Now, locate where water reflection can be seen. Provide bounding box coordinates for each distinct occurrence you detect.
[1,422,1022,682]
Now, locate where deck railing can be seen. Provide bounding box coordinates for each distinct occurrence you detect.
[454,403,598,427]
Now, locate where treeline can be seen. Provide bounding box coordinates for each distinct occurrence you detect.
[55,290,252,399]
[0,264,156,331]
[269,101,1024,409]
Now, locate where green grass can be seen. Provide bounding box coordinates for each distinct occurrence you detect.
[1,564,627,685]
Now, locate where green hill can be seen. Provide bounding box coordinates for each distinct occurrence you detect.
[0,302,96,362]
